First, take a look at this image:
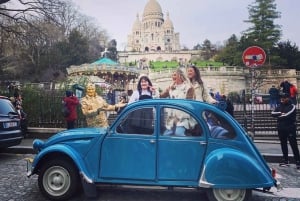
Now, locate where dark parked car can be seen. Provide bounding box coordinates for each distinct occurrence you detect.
[0,96,23,148]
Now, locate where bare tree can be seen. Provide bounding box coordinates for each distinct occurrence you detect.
[0,0,65,34]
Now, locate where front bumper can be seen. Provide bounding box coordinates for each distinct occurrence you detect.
[25,157,33,177]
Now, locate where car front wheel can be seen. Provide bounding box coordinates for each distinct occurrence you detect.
[38,159,80,200]
[206,188,252,201]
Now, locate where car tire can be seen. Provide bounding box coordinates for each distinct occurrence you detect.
[206,188,252,201]
[38,158,80,200]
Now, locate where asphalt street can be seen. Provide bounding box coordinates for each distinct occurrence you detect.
[1,138,300,200]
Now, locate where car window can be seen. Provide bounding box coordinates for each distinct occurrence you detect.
[160,107,202,137]
[0,99,15,115]
[116,107,155,135]
[202,110,236,139]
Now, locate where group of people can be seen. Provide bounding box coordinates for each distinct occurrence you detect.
[59,66,300,170]
[64,65,237,131]
[269,79,298,109]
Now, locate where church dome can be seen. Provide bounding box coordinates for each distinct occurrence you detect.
[132,14,141,30]
[143,0,163,20]
[163,12,174,29]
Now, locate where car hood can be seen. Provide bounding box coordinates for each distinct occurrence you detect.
[33,127,107,152]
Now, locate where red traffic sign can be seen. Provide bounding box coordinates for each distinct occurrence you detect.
[242,46,266,67]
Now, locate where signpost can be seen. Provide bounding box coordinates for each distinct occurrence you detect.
[242,46,266,68]
[242,46,266,136]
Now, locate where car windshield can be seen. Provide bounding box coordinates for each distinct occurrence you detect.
[0,99,16,115]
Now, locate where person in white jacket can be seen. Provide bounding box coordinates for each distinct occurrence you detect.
[187,65,217,104]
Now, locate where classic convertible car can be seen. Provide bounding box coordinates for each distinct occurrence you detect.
[27,99,279,201]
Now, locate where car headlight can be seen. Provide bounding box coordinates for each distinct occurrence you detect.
[33,139,45,152]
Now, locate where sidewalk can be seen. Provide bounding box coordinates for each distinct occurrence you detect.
[3,137,300,163]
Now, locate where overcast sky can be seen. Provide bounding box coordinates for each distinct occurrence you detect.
[71,0,299,50]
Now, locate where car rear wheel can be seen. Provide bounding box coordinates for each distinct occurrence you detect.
[206,188,251,201]
[38,159,80,200]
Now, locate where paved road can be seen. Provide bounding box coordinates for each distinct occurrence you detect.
[0,152,299,201]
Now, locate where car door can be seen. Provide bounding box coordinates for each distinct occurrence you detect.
[99,107,157,181]
[157,106,207,181]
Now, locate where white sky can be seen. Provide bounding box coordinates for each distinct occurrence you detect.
[70,0,299,50]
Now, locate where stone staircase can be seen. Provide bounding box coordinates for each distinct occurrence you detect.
[234,109,300,141]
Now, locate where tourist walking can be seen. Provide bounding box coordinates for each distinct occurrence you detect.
[271,93,300,169]
[63,90,79,129]
[186,65,217,104]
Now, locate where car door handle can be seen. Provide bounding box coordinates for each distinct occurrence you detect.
[200,141,207,145]
[150,139,156,144]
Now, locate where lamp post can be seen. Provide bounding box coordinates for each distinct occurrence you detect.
[268,48,271,66]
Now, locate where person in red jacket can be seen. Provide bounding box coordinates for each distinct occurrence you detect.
[289,84,298,104]
[63,90,80,129]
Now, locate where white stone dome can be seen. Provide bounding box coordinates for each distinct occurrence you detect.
[143,0,163,20]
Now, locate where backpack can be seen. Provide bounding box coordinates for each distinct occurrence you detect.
[62,102,70,117]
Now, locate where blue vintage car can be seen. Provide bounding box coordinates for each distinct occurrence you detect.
[27,99,279,201]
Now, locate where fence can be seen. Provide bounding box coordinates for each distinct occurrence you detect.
[234,103,300,140]
[1,85,299,140]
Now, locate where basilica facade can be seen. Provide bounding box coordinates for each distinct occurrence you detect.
[126,0,180,52]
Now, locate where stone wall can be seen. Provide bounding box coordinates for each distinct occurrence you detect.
[144,67,300,96]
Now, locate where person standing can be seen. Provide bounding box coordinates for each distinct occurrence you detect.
[268,85,279,110]
[159,70,177,98]
[271,93,300,169]
[280,79,291,97]
[223,95,234,117]
[106,88,114,104]
[289,84,298,105]
[81,83,126,127]
[63,90,80,129]
[160,67,195,136]
[128,75,155,103]
[116,93,128,114]
[186,65,217,104]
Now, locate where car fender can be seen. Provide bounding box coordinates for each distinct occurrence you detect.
[199,148,274,189]
[32,144,93,181]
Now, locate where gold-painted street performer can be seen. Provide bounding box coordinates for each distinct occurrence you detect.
[81,83,126,127]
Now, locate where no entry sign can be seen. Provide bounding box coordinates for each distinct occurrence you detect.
[242,46,266,67]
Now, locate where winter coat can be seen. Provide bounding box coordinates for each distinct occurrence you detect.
[271,101,296,130]
[63,96,79,122]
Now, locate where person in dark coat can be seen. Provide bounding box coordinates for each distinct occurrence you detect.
[63,90,80,129]
[280,80,291,97]
[223,95,234,117]
[268,85,279,110]
[271,93,300,169]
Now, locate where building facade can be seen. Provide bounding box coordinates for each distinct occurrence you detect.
[126,0,180,52]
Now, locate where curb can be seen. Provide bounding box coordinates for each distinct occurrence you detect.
[2,141,286,163]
